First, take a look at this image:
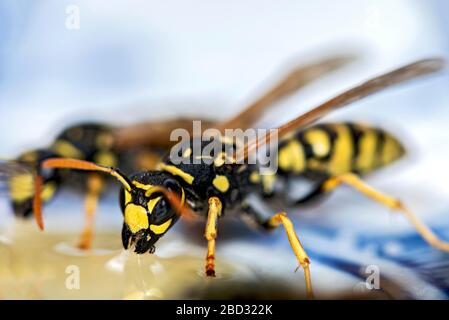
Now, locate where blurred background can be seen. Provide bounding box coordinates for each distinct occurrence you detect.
[1,0,449,299]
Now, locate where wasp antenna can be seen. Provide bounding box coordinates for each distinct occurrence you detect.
[42,158,132,192]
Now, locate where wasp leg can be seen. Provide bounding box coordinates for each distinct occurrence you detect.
[77,174,104,250]
[268,212,314,299]
[242,194,314,299]
[323,173,449,252]
[204,197,222,277]
[32,174,44,230]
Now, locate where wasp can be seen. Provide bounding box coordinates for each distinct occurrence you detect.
[3,58,447,299]
[3,55,352,250]
[6,119,212,250]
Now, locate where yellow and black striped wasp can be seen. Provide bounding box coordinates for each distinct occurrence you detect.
[2,55,352,250]
[4,58,447,299]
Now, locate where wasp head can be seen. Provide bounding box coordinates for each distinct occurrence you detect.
[119,171,184,254]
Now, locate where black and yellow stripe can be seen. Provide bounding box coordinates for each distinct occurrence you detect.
[278,122,406,177]
[50,123,118,167]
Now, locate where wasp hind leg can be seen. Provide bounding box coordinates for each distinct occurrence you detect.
[318,172,449,253]
[204,197,222,277]
[77,174,104,250]
[242,195,314,299]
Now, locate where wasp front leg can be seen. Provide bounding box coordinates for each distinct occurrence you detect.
[243,194,314,299]
[77,174,104,250]
[204,197,222,277]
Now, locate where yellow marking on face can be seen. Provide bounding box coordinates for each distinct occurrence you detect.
[212,175,230,193]
[261,173,276,194]
[41,182,57,201]
[355,127,378,174]
[132,180,153,191]
[51,140,84,159]
[124,204,149,233]
[182,148,192,158]
[328,124,353,175]
[9,174,34,202]
[124,189,132,205]
[304,129,330,157]
[96,133,114,149]
[278,140,305,173]
[249,171,261,184]
[94,151,117,167]
[147,196,162,213]
[150,218,172,235]
[159,164,194,185]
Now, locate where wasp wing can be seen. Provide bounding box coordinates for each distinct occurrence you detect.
[240,58,445,161]
[114,117,216,150]
[0,160,36,198]
[216,54,356,132]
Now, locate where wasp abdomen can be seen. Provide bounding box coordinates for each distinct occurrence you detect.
[278,122,406,177]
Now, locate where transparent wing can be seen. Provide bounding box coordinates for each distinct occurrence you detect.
[216,54,356,131]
